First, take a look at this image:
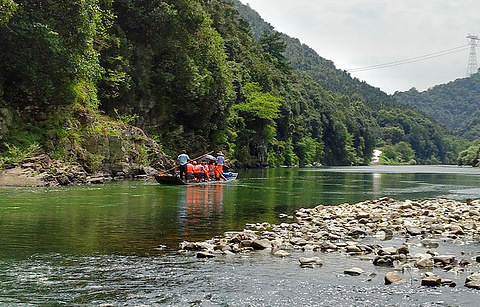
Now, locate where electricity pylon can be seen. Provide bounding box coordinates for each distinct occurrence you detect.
[466,34,480,77]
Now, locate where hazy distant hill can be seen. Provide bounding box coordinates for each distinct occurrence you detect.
[393,74,480,140]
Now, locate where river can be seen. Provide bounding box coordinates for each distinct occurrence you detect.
[0,165,479,306]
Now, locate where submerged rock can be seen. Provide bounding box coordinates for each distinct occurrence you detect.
[344,267,364,276]
[273,250,290,257]
[298,257,323,267]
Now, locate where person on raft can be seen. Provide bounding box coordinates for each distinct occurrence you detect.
[176,150,190,181]
[216,151,224,174]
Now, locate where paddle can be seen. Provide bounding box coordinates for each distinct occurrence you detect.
[148,150,214,180]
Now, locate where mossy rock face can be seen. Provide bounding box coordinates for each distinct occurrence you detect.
[78,123,169,174]
[83,135,124,163]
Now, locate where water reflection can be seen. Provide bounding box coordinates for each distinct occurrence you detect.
[176,184,227,241]
[372,172,382,195]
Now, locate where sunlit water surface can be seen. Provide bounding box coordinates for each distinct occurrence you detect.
[1,165,480,306]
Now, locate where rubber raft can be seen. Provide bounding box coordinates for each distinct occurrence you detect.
[155,172,238,185]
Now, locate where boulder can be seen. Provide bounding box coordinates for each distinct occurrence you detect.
[433,255,456,266]
[319,241,338,250]
[416,257,434,268]
[346,245,362,253]
[347,228,368,238]
[421,239,439,248]
[469,210,480,216]
[179,241,214,251]
[377,228,394,240]
[298,257,323,267]
[430,224,445,233]
[397,246,409,255]
[250,239,272,250]
[421,275,441,287]
[373,256,395,267]
[459,258,471,266]
[447,225,464,235]
[378,246,398,256]
[415,255,434,268]
[385,272,405,285]
[465,272,480,290]
[441,279,456,287]
[406,226,423,236]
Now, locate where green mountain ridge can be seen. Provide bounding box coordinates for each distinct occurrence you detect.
[393,74,480,141]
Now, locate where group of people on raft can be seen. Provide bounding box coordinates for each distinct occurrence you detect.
[176,150,226,182]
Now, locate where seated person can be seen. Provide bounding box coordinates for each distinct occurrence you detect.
[186,161,194,181]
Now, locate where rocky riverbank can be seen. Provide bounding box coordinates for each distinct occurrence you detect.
[0,154,159,187]
[179,197,480,290]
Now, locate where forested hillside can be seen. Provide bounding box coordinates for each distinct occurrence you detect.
[230,0,469,165]
[393,74,480,141]
[0,0,467,174]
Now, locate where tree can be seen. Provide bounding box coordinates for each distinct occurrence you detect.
[0,0,18,24]
[259,31,290,70]
[232,82,282,165]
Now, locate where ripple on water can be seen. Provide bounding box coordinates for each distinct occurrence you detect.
[1,248,479,306]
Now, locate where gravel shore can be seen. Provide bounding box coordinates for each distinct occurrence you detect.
[179,197,480,289]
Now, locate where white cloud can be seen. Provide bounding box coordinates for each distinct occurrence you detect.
[241,0,480,94]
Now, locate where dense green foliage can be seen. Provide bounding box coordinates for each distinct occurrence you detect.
[393,74,480,141]
[458,142,480,167]
[0,0,113,165]
[0,0,469,170]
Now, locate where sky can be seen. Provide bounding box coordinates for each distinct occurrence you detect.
[239,0,480,94]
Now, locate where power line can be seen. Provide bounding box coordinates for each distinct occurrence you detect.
[347,45,470,73]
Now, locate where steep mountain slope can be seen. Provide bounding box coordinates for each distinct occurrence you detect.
[231,0,399,110]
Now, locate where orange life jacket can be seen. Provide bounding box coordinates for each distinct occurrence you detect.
[213,165,220,179]
[186,163,194,174]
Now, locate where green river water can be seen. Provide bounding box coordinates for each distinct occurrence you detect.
[1,165,480,306]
